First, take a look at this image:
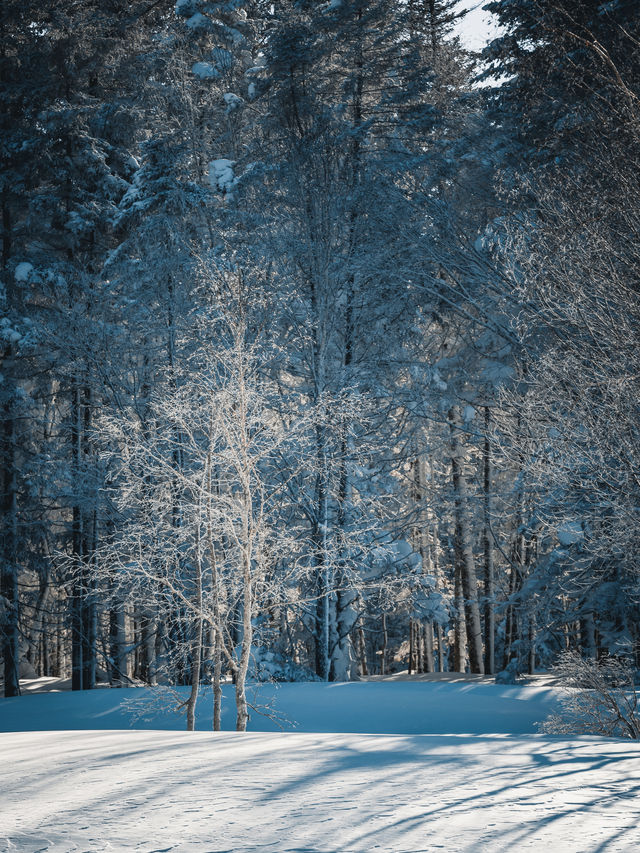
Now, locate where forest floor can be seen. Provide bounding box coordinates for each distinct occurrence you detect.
[1,678,639,852]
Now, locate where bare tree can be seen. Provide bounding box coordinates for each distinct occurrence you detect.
[541,651,640,739]
[96,269,313,730]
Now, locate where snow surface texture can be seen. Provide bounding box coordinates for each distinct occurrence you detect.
[2,682,639,852]
[2,729,640,852]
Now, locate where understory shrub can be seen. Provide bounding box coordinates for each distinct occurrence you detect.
[540,651,640,739]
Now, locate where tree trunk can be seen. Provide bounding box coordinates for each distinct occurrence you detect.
[314,439,331,682]
[110,598,128,686]
[138,611,157,685]
[454,563,467,672]
[81,393,97,690]
[381,612,388,675]
[206,451,223,731]
[330,425,358,682]
[41,629,50,677]
[1,378,20,696]
[580,613,597,660]
[70,382,83,690]
[186,525,204,731]
[213,625,223,732]
[71,580,84,691]
[483,407,495,675]
[330,584,357,681]
[428,460,445,672]
[235,547,253,732]
[424,621,434,673]
[449,407,484,674]
[358,621,368,676]
[81,519,97,690]
[69,382,97,690]
[408,618,414,674]
[503,418,530,675]
[0,198,19,698]
[435,623,445,673]
[528,616,536,675]
[27,577,50,678]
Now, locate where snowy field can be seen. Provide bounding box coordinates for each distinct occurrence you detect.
[0,676,562,734]
[2,679,640,852]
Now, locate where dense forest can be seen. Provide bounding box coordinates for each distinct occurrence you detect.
[1,0,638,730]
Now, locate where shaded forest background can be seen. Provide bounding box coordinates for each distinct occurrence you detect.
[1,0,639,723]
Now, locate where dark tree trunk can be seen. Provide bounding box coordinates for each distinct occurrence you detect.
[483,407,495,675]
[454,563,466,673]
[381,612,388,675]
[449,408,484,674]
[1,409,20,696]
[358,622,368,676]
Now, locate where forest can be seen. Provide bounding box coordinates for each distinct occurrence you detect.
[1,0,639,732]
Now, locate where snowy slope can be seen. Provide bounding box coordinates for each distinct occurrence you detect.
[2,729,640,852]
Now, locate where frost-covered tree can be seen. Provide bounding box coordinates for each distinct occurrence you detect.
[11,0,637,697]
[458,0,640,676]
[228,0,478,680]
[97,267,317,730]
[494,137,640,663]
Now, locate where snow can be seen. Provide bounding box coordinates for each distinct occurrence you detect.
[2,679,639,852]
[463,404,476,422]
[174,0,197,15]
[14,262,33,282]
[2,729,640,852]
[0,317,22,344]
[192,61,219,79]
[455,2,502,53]
[557,520,584,546]
[0,678,562,734]
[432,367,447,391]
[223,92,244,112]
[223,26,244,46]
[209,158,236,192]
[185,12,208,29]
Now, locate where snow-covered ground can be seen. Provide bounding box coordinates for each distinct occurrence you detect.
[2,679,640,852]
[0,676,561,734]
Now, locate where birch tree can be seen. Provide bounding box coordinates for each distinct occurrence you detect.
[98,268,313,730]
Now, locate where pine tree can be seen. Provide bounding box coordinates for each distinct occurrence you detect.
[483,0,640,162]
[0,0,155,692]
